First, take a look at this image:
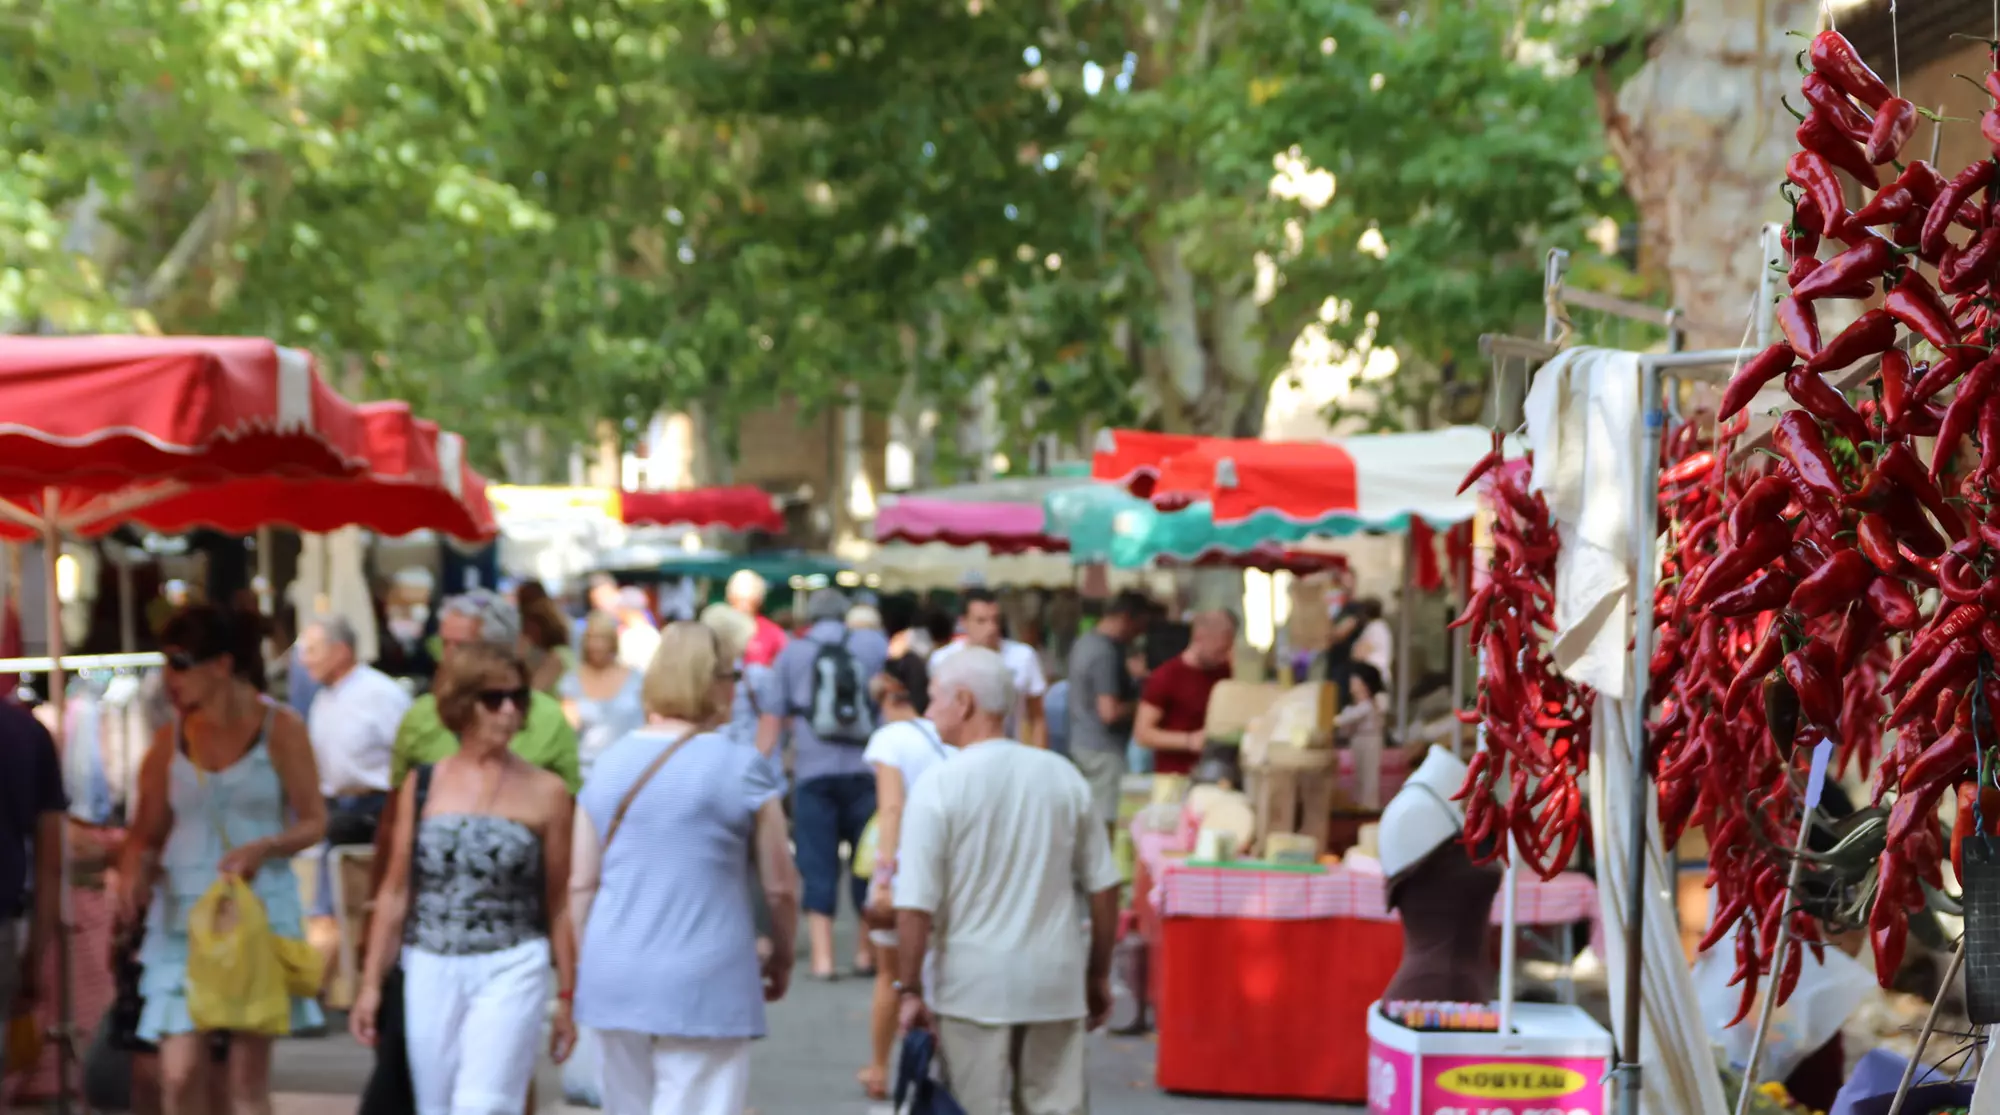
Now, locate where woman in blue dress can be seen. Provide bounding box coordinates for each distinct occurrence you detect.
[116,606,327,1115]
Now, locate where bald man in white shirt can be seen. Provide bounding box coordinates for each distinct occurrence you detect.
[894,647,1121,1115]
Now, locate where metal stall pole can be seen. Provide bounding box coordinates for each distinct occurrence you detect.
[115,543,137,653]
[1448,618,1466,756]
[39,494,79,1115]
[1616,355,1663,1115]
[1394,530,1415,732]
[1615,348,1761,1115]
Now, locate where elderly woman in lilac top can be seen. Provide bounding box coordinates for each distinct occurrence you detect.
[569,622,799,1115]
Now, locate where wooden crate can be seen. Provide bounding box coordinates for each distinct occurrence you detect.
[1246,765,1336,854]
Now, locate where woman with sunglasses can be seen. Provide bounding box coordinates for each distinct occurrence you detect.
[115,605,327,1115]
[568,621,798,1115]
[351,643,578,1115]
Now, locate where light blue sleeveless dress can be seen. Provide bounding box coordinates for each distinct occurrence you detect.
[137,703,323,1039]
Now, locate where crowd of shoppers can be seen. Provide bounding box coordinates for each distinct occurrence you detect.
[5,569,1263,1115]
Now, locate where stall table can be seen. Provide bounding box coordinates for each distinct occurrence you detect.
[1130,821,1598,1105]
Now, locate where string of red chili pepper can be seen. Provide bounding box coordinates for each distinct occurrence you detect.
[1647,418,1831,1021]
[1450,441,1594,882]
[1704,28,1992,992]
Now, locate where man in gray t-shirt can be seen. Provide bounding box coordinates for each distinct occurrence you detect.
[1065,592,1149,827]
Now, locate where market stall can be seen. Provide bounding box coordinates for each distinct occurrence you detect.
[871,474,1086,554]
[616,484,785,534]
[0,335,377,1115]
[1130,812,1599,1104]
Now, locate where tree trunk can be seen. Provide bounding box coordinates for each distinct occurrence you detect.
[1137,241,1271,438]
[1598,0,1818,349]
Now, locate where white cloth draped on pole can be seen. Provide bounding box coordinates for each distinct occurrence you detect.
[1524,347,1728,1114]
[1523,348,1637,700]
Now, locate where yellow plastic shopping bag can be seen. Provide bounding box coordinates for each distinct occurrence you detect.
[274,935,326,999]
[853,815,880,880]
[184,877,292,1036]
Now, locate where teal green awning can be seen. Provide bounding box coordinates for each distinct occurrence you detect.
[1044,485,1419,569]
[605,550,848,584]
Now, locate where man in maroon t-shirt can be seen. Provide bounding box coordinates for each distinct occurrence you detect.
[1135,610,1237,776]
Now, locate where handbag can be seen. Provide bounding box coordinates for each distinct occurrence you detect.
[358,764,432,1115]
[893,1029,968,1115]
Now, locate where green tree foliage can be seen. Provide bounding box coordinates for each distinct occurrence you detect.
[650,0,1634,438]
[1,0,1632,460]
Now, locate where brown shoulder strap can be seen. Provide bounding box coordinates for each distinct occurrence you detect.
[603,728,698,849]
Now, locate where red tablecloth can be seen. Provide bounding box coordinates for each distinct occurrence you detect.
[1130,821,1599,1105]
[1133,825,1597,924]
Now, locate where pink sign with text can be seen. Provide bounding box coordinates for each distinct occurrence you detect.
[1367,1044,1605,1115]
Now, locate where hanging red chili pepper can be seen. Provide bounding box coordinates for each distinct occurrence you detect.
[1720,343,1798,421]
[1942,227,2000,295]
[1922,162,1997,260]
[1885,270,1965,355]
[1810,30,1894,109]
[1867,97,1919,164]
[1851,185,1915,228]
[1787,153,1852,240]
[1796,113,1882,189]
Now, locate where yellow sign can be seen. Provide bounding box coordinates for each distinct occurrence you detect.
[486,485,617,522]
[1433,1063,1587,1100]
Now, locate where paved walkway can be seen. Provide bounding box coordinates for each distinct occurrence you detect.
[269,929,1351,1114]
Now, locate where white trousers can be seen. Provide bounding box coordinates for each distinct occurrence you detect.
[403,938,551,1115]
[598,1030,751,1115]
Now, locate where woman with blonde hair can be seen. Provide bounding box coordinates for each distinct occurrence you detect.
[560,611,645,781]
[569,622,799,1115]
[352,643,578,1115]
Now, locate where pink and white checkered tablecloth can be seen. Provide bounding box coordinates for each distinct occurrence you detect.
[1133,824,1596,925]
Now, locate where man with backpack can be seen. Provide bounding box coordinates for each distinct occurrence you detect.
[773,588,888,980]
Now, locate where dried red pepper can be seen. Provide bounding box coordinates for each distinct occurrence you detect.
[1810,30,1894,109]
[1922,161,1997,260]
[1787,153,1851,240]
[1943,227,2000,295]
[1885,270,1965,354]
[1866,97,1919,164]
[1720,343,1798,421]
[1797,113,1881,189]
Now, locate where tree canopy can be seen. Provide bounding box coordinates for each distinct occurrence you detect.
[1,0,1634,464]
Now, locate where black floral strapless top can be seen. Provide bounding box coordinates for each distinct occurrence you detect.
[407,814,546,955]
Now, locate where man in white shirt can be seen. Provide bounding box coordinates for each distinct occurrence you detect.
[300,614,413,846]
[928,589,1049,749]
[614,586,663,671]
[894,647,1122,1115]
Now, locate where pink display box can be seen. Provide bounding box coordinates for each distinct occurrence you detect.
[1366,1002,1610,1115]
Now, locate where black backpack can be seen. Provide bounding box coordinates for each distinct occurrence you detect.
[805,633,874,744]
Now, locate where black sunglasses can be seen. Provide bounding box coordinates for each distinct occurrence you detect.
[476,687,532,713]
[163,648,220,672]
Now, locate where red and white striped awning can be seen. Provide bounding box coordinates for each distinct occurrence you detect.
[1091,426,1493,529]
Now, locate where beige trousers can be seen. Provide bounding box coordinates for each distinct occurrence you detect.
[935,1016,1087,1115]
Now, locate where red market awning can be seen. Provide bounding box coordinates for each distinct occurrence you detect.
[1090,428,1204,499]
[617,486,784,532]
[1090,426,1490,530]
[108,402,498,541]
[0,336,369,538]
[1164,546,1351,575]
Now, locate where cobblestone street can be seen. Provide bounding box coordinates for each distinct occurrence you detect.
[266,926,1349,1115]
